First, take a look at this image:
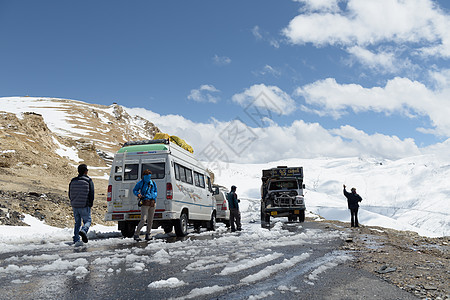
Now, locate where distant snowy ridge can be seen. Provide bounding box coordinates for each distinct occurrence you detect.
[210,156,450,237]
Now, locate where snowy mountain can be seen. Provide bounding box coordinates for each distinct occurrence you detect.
[0,97,159,162]
[208,157,450,237]
[0,97,448,237]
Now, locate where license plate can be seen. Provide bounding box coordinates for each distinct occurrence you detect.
[294,210,300,214]
[271,211,277,216]
[128,214,141,219]
[154,213,162,219]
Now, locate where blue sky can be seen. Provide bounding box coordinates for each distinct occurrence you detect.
[2,0,450,162]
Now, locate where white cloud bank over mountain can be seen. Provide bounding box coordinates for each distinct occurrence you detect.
[125,106,423,164]
[295,74,450,137]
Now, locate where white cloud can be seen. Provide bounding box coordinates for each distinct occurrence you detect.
[252,25,263,40]
[124,107,421,163]
[212,55,231,66]
[296,74,450,136]
[331,125,420,158]
[253,65,281,77]
[347,46,397,72]
[187,85,221,103]
[293,0,340,13]
[283,0,450,68]
[252,25,280,48]
[232,84,296,115]
[284,0,446,47]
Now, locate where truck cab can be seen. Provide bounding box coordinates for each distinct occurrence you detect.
[260,166,306,227]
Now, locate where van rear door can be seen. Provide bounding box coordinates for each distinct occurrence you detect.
[141,158,166,211]
[111,159,140,214]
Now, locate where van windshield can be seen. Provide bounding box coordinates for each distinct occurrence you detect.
[142,162,165,179]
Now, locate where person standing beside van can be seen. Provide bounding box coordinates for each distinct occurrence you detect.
[69,164,94,245]
[133,169,158,241]
[227,185,241,232]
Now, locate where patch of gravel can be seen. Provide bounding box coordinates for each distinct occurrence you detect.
[0,189,114,228]
[334,222,449,300]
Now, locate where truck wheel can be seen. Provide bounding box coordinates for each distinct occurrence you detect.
[120,221,136,238]
[174,212,188,237]
[261,208,270,227]
[207,212,216,231]
[163,224,173,234]
[299,210,305,222]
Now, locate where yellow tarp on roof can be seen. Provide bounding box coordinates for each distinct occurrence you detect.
[153,132,170,140]
[153,133,194,153]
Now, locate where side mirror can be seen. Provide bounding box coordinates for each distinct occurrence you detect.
[302,184,306,189]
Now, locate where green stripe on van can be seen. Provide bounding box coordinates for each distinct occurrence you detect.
[118,144,169,153]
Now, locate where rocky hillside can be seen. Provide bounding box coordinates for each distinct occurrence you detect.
[0,97,160,227]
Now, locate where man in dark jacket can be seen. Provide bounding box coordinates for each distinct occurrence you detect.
[343,185,362,227]
[69,164,94,244]
[227,185,241,232]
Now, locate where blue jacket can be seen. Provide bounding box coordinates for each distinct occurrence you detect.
[227,191,239,210]
[69,175,94,208]
[133,176,157,201]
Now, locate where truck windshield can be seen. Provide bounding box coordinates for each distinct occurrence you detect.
[269,180,298,190]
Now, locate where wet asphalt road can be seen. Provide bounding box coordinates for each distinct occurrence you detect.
[0,221,418,300]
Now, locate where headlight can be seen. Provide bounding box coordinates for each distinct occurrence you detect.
[295,196,304,205]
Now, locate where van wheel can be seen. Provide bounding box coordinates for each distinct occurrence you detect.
[207,212,216,231]
[299,210,305,223]
[163,224,173,234]
[120,221,136,238]
[174,212,188,237]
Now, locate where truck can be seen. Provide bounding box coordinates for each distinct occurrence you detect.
[260,166,306,227]
[104,139,216,238]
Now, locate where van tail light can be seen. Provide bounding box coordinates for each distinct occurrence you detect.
[107,185,112,202]
[166,182,173,200]
[221,200,228,210]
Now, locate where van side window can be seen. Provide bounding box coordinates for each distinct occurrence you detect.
[174,163,193,185]
[179,165,186,182]
[174,163,180,180]
[185,168,193,184]
[194,171,205,188]
[124,164,139,181]
[142,162,165,179]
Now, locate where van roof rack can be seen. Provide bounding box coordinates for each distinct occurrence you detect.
[123,139,170,147]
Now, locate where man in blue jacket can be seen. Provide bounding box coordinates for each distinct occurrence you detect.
[227,185,241,232]
[343,185,363,227]
[69,164,94,244]
[133,169,158,241]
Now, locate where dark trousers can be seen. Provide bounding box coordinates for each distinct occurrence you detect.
[350,207,359,227]
[230,208,241,231]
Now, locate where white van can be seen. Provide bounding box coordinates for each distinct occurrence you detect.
[212,185,230,227]
[105,139,216,237]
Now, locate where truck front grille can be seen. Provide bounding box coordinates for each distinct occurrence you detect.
[275,195,294,206]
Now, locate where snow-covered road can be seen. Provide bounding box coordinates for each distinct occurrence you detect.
[0,198,420,299]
